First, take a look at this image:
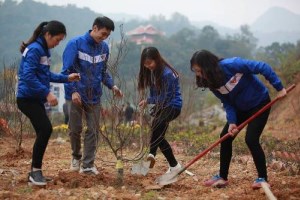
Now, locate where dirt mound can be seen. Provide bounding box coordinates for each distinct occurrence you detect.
[0,148,31,162]
[54,170,111,188]
[267,79,300,140]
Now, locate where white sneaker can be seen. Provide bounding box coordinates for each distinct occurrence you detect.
[70,158,81,171]
[79,166,99,175]
[165,163,182,174]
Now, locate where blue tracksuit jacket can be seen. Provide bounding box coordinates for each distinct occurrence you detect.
[147,66,182,109]
[17,36,69,103]
[61,31,114,104]
[211,57,284,124]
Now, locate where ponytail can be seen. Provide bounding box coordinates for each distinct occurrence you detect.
[20,20,66,53]
[20,21,48,53]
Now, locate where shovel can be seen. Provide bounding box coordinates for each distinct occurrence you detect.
[131,160,151,176]
[157,84,296,186]
[131,108,151,176]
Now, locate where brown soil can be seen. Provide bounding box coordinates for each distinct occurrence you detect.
[266,82,300,141]
[0,80,299,200]
[0,134,299,200]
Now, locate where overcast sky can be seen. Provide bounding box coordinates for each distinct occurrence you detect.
[18,0,300,28]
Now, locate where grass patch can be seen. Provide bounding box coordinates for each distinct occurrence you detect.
[17,186,32,194]
[142,190,158,200]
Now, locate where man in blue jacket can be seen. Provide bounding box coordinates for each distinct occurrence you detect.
[61,16,123,175]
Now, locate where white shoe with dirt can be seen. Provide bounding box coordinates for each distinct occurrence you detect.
[154,163,183,185]
[70,158,81,171]
[165,163,182,174]
[79,166,99,175]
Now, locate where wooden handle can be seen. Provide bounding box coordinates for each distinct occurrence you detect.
[261,182,277,200]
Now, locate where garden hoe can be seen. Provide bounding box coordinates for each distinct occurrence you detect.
[157,84,296,186]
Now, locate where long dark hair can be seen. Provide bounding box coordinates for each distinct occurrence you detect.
[138,46,179,91]
[190,50,225,89]
[20,20,66,53]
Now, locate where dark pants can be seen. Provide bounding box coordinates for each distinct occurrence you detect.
[219,97,271,181]
[69,102,101,168]
[150,106,181,167]
[17,98,52,169]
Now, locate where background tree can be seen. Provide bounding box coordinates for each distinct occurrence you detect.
[0,63,29,152]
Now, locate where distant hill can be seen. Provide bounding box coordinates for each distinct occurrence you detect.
[191,20,237,36]
[254,31,300,47]
[252,7,300,33]
[1,0,300,65]
[251,7,300,46]
[191,6,300,46]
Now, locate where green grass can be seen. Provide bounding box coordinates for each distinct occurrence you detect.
[142,190,158,200]
[17,186,33,194]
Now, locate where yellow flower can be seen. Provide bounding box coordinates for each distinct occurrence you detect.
[134,124,141,129]
[53,124,68,133]
[100,125,106,132]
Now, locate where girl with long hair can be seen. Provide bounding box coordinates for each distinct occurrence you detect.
[138,47,182,174]
[190,49,286,189]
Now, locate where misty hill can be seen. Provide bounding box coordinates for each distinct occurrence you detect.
[252,7,300,32]
[191,6,300,46]
[191,20,236,36]
[251,7,300,46]
[1,0,300,65]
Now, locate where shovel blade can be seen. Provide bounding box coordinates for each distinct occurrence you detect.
[156,172,178,186]
[131,161,150,176]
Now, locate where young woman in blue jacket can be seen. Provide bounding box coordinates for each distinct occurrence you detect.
[190,50,286,189]
[17,21,80,186]
[138,47,183,174]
